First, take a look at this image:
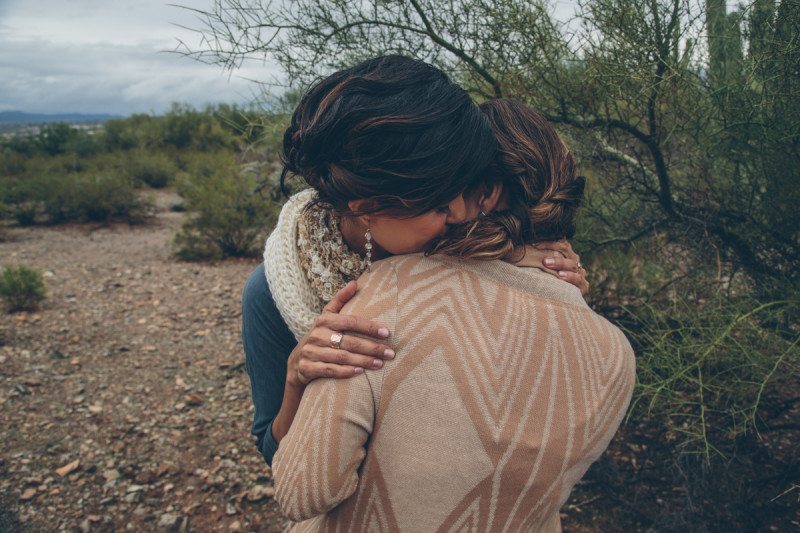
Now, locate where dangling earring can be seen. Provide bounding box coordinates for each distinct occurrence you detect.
[364,227,373,272]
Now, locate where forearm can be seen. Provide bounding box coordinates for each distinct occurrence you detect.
[270,379,305,443]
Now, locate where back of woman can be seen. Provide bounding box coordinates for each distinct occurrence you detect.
[273,99,636,532]
[273,254,635,531]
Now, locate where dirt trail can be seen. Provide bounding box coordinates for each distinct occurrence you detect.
[1,190,285,531]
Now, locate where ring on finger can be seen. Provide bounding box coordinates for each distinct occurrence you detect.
[577,261,585,271]
[330,332,344,349]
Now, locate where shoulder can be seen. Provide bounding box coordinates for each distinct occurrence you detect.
[590,313,637,390]
[369,254,456,285]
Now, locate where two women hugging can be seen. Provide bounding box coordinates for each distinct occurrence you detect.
[242,55,635,532]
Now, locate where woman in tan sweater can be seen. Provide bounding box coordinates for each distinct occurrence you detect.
[272,99,636,532]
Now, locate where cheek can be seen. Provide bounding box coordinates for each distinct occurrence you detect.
[373,215,447,254]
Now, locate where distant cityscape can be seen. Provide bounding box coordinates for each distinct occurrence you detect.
[0,111,120,138]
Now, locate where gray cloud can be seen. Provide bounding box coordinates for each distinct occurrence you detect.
[0,0,588,116]
[0,0,283,115]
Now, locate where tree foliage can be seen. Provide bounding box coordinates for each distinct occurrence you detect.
[180,0,800,290]
[178,3,800,510]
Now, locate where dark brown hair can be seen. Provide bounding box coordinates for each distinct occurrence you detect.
[281,55,497,216]
[429,98,585,260]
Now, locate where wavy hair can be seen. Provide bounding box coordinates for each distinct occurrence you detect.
[429,98,585,260]
[280,55,497,217]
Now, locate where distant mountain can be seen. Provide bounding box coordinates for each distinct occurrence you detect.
[0,111,121,125]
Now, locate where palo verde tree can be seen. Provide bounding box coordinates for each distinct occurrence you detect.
[178,0,800,290]
[178,0,800,463]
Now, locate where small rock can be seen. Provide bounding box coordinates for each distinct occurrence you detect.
[184,394,202,407]
[246,484,275,502]
[55,459,80,477]
[103,469,121,482]
[19,488,36,501]
[158,512,181,531]
[88,404,103,414]
[124,492,140,504]
[229,520,241,532]
[126,484,145,493]
[226,502,237,516]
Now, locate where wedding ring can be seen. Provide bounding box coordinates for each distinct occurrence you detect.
[577,261,584,271]
[330,332,344,349]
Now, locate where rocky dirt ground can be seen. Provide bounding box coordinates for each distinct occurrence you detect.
[1,189,797,532]
[1,190,285,532]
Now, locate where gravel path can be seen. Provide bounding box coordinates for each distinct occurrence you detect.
[1,190,284,532]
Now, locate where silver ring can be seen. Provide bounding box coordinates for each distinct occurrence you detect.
[577,261,584,271]
[330,332,343,349]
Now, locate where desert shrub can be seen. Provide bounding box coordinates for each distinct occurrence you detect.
[174,151,279,260]
[0,149,27,176]
[104,114,161,150]
[625,294,799,459]
[41,173,152,223]
[0,172,49,226]
[172,228,223,261]
[125,150,178,188]
[12,203,38,226]
[0,265,46,312]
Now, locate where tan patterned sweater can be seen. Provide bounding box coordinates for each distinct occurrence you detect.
[273,254,636,532]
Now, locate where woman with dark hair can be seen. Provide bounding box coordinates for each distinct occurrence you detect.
[271,99,635,531]
[242,55,588,467]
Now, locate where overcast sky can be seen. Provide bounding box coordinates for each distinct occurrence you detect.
[0,0,283,116]
[0,1,581,117]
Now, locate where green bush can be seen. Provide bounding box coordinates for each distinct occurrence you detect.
[625,294,799,459]
[0,265,46,312]
[174,152,280,260]
[125,150,177,188]
[12,202,38,226]
[41,173,152,223]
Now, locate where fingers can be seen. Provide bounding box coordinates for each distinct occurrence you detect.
[307,327,394,360]
[297,359,364,382]
[316,312,390,340]
[301,344,388,371]
[542,256,580,273]
[557,270,590,295]
[322,281,359,314]
[339,333,395,360]
[534,239,578,261]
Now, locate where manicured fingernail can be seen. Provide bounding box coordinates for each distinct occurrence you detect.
[544,258,555,266]
[378,327,389,338]
[373,359,383,369]
[354,367,364,374]
[384,348,395,359]
[558,270,569,277]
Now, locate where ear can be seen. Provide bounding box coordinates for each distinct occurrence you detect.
[347,199,372,225]
[347,199,369,213]
[479,183,504,213]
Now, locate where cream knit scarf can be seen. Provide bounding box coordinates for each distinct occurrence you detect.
[263,189,369,341]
